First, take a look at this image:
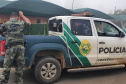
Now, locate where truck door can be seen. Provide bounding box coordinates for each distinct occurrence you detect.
[64,18,97,67]
[94,20,126,65]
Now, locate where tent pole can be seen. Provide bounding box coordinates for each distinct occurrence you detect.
[72,0,74,10]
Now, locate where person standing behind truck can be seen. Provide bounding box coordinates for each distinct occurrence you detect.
[0,11,31,84]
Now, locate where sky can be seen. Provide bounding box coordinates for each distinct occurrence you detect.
[43,0,126,14]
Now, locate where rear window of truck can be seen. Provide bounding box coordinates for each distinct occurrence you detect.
[49,19,62,32]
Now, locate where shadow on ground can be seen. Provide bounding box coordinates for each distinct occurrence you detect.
[5,65,126,84]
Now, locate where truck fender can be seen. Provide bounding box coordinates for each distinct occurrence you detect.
[28,43,71,68]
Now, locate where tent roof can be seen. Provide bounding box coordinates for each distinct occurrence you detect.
[73,8,114,19]
[0,0,74,17]
[111,15,126,21]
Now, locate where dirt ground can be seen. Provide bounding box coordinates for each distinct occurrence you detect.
[0,65,126,84]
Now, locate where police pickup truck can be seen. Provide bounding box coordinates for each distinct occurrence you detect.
[0,14,126,84]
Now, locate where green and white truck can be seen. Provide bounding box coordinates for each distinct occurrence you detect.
[0,15,126,84]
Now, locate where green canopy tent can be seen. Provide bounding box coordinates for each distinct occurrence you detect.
[73,8,114,19]
[110,15,126,33]
[0,0,74,17]
[111,15,126,21]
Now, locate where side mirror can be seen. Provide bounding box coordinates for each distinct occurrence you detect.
[120,31,125,37]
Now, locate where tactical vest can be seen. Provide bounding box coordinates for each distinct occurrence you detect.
[4,18,25,44]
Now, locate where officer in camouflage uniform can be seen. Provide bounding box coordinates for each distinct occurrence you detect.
[0,11,31,84]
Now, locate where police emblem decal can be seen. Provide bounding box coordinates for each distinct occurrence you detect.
[79,39,92,57]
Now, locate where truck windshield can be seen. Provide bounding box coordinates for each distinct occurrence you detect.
[49,19,62,32]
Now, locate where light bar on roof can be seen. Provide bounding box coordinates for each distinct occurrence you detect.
[71,12,93,17]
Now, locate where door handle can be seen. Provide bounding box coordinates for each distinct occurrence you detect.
[99,41,105,44]
[71,41,78,43]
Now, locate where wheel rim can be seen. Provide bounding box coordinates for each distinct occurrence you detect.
[41,63,57,80]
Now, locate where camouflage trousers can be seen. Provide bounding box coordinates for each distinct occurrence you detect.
[0,45,25,84]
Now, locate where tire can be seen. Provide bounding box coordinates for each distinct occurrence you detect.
[34,56,62,84]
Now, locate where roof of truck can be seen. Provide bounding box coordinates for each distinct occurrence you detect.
[49,16,110,21]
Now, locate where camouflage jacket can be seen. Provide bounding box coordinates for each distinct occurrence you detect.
[0,18,29,44]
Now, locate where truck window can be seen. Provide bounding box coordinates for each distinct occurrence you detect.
[94,21,120,37]
[71,19,92,36]
[49,19,62,32]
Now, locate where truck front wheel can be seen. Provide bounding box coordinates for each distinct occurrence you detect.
[34,56,62,84]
